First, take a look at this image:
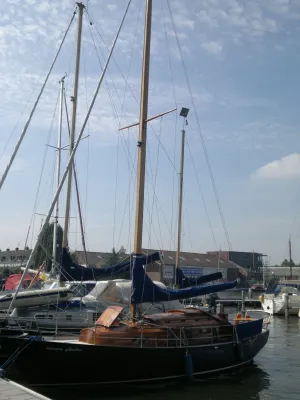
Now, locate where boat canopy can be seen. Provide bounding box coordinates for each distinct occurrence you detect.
[131,252,238,304]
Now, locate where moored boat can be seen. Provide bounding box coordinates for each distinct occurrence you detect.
[0,307,269,388]
[0,287,73,310]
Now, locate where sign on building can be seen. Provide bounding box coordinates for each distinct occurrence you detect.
[180,266,203,278]
[163,265,174,280]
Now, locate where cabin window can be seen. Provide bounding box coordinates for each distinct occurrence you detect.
[34,314,54,320]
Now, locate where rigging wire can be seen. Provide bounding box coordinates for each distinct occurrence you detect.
[113,128,120,248]
[112,0,142,248]
[0,7,77,192]
[161,1,179,250]
[0,90,35,164]
[86,9,178,174]
[23,90,61,251]
[87,19,135,249]
[87,11,159,249]
[86,6,174,250]
[183,189,194,251]
[186,136,218,249]
[81,40,91,251]
[147,117,164,250]
[167,0,232,251]
[64,89,88,264]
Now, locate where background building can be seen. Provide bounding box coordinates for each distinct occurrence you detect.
[207,251,267,280]
[143,249,248,284]
[0,247,32,271]
[75,248,248,285]
[75,251,108,268]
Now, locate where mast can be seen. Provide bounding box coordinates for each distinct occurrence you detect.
[74,164,88,265]
[289,236,292,278]
[7,0,131,314]
[62,2,85,249]
[51,76,65,277]
[175,108,189,287]
[133,0,152,255]
[63,91,88,266]
[217,249,221,273]
[130,0,152,318]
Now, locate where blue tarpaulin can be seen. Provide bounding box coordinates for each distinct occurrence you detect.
[131,253,238,304]
[59,249,161,282]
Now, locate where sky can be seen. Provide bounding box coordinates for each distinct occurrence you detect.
[0,0,300,265]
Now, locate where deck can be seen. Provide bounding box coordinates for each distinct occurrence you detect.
[0,377,51,400]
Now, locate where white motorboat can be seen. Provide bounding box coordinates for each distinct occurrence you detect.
[0,287,73,310]
[260,285,300,316]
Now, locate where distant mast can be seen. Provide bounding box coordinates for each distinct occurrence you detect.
[62,2,85,250]
[289,236,292,278]
[51,76,66,277]
[175,108,189,287]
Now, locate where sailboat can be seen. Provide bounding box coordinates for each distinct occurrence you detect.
[0,0,269,389]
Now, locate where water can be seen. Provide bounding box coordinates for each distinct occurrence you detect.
[41,316,300,400]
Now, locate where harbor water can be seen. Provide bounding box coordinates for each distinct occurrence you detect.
[41,314,299,400]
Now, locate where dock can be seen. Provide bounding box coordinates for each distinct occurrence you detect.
[216,299,262,307]
[0,376,51,400]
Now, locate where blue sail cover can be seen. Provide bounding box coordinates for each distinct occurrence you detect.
[59,248,161,282]
[131,253,238,304]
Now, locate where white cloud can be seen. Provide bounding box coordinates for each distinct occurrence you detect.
[197,0,282,43]
[252,153,300,180]
[172,14,195,30]
[201,41,223,54]
[107,4,117,12]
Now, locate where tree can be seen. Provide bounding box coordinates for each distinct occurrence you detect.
[0,267,11,278]
[118,245,126,260]
[281,258,295,268]
[102,246,127,267]
[34,222,63,272]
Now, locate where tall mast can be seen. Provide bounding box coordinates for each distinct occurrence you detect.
[289,236,292,277]
[7,0,131,314]
[133,0,152,255]
[175,108,189,287]
[51,76,65,277]
[62,2,85,249]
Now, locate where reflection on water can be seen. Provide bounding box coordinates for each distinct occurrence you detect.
[42,316,300,400]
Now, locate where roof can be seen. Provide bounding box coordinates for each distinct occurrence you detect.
[208,250,267,257]
[74,249,248,276]
[75,251,110,268]
[142,248,244,271]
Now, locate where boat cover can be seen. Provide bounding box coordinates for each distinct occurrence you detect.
[131,253,238,304]
[59,248,160,282]
[4,273,34,290]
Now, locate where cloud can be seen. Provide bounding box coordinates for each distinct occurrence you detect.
[197,0,281,44]
[201,41,223,55]
[0,154,29,175]
[172,14,195,30]
[252,153,300,180]
[107,4,117,12]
